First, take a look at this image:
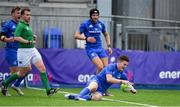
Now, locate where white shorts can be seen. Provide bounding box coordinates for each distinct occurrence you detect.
[17,48,42,67]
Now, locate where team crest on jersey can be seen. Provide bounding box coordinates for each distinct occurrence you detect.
[89,25,93,28]
[91,53,96,57]
[12,25,16,29]
[26,26,29,30]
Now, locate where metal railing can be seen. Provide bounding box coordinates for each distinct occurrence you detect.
[1,14,180,51]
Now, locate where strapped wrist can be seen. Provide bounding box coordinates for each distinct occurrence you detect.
[85,37,88,41]
[107,44,111,48]
[28,40,31,44]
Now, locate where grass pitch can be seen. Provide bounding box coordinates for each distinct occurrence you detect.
[0,88,180,106]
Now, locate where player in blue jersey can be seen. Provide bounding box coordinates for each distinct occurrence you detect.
[0,7,27,96]
[74,8,113,96]
[64,55,137,101]
[74,8,112,74]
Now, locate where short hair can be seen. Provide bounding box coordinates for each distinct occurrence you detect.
[118,55,129,62]
[11,6,21,14]
[89,8,99,18]
[21,8,30,15]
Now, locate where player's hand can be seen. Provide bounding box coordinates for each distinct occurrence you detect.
[33,35,37,41]
[87,37,96,43]
[28,40,36,45]
[107,47,112,55]
[6,37,14,42]
[121,80,133,86]
[31,40,36,44]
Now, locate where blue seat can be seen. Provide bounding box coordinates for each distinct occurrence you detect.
[43,27,63,48]
[43,27,49,48]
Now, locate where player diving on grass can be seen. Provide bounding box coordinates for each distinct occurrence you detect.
[74,8,112,96]
[64,55,137,101]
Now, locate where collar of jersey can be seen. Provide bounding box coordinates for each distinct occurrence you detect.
[10,18,18,24]
[20,20,29,25]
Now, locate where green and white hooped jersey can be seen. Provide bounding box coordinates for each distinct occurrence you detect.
[15,20,34,48]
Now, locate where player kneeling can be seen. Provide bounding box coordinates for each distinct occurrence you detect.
[64,55,137,101]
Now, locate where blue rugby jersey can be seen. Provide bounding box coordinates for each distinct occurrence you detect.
[79,19,106,49]
[96,63,127,92]
[1,19,18,49]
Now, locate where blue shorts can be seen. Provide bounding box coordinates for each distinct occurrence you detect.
[86,48,108,60]
[5,48,18,67]
[86,75,105,95]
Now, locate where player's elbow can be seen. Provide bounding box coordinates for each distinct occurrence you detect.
[106,77,112,83]
[14,37,20,41]
[74,34,78,39]
[74,32,80,39]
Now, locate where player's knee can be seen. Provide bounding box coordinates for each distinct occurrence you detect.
[91,87,97,92]
[88,82,98,92]
[97,65,103,71]
[91,94,102,101]
[18,71,26,77]
[38,65,46,72]
[41,67,46,72]
[27,67,32,71]
[87,86,97,92]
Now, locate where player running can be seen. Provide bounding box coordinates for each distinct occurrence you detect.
[74,8,112,74]
[64,55,137,101]
[0,6,27,96]
[1,8,59,96]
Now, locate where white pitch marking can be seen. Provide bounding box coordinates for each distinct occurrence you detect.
[102,98,158,107]
[28,87,158,107]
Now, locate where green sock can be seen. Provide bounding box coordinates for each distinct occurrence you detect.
[3,73,19,87]
[40,72,51,92]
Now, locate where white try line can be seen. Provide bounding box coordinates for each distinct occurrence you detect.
[102,98,158,107]
[28,87,158,107]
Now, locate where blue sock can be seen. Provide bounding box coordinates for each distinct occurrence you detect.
[7,75,16,86]
[79,95,91,100]
[79,87,91,96]
[13,73,28,87]
[13,77,25,87]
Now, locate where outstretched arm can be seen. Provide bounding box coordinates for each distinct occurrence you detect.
[106,74,132,85]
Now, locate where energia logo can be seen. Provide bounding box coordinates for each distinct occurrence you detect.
[0,72,53,83]
[159,71,180,79]
[78,74,95,83]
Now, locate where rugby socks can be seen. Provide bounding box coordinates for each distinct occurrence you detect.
[13,73,28,87]
[79,95,91,100]
[79,87,91,100]
[79,87,90,96]
[40,72,51,92]
[3,73,19,87]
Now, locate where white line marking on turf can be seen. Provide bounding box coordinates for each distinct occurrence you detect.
[102,98,158,107]
[27,87,75,94]
[28,87,158,107]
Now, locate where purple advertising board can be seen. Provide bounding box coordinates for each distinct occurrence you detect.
[0,48,180,88]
